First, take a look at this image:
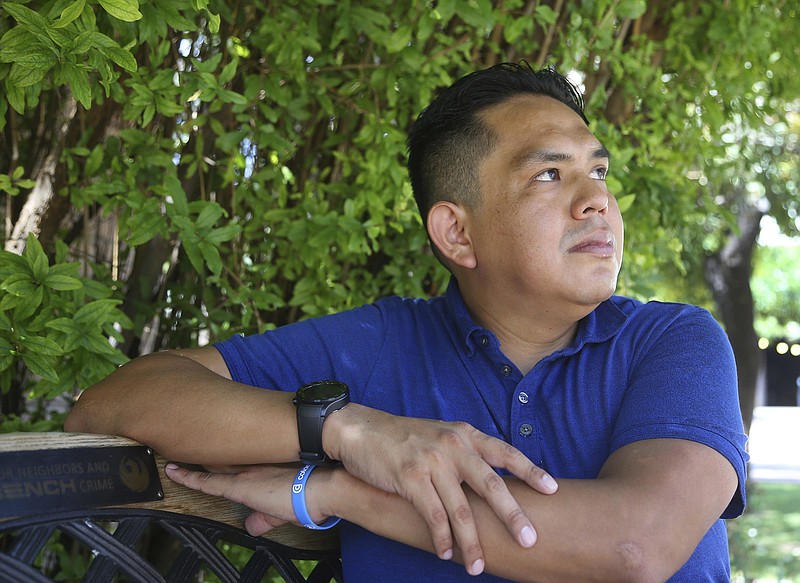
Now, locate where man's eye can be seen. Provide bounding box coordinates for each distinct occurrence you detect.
[590,167,608,180]
[533,169,559,181]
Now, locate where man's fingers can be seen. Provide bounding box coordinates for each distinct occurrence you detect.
[432,475,486,576]
[245,511,286,536]
[405,484,454,561]
[500,443,559,495]
[400,465,488,575]
[165,463,240,502]
[468,469,538,549]
[461,433,554,548]
[335,413,554,569]
[477,434,558,495]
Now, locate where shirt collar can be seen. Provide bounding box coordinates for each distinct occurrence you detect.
[560,297,628,356]
[444,278,491,357]
[444,276,629,358]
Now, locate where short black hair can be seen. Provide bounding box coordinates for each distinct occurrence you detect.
[407,62,588,225]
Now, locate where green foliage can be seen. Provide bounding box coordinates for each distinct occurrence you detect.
[0,0,798,425]
[0,233,130,400]
[0,411,67,433]
[729,482,800,581]
[753,243,800,340]
[0,0,143,115]
[0,165,35,195]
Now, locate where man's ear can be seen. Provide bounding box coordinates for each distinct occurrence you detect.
[427,201,477,269]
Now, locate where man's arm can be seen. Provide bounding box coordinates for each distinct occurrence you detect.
[331,438,737,582]
[168,437,738,582]
[64,346,558,573]
[64,347,300,464]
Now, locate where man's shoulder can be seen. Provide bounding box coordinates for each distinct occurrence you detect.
[606,294,713,323]
[596,296,724,349]
[370,293,449,319]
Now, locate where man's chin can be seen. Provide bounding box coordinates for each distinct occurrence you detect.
[573,281,618,308]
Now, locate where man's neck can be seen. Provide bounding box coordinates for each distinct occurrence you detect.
[457,282,594,375]
[471,306,579,375]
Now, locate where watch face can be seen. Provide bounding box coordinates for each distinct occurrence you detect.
[298,380,348,403]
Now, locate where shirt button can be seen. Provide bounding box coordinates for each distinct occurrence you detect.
[501,365,513,376]
[480,336,489,347]
[518,392,529,404]
[519,423,533,437]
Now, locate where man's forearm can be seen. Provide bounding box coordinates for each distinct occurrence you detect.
[64,351,300,465]
[325,471,654,582]
[321,438,736,583]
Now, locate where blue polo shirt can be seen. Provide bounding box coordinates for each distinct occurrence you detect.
[216,279,748,582]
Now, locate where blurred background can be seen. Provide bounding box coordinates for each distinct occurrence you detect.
[1,1,798,580]
[731,227,800,582]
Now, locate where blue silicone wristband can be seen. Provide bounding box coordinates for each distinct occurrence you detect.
[291,464,341,530]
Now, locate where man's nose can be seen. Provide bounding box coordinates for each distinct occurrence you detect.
[571,180,609,219]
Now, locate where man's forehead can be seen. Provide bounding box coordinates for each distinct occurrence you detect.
[481,93,581,121]
[478,97,604,162]
[481,94,594,140]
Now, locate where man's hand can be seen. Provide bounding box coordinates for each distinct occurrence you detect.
[323,403,558,576]
[164,463,309,535]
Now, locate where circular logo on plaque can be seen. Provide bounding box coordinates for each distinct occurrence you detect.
[119,456,150,493]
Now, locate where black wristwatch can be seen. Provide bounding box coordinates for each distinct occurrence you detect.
[293,380,350,465]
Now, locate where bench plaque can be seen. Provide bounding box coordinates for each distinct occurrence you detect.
[0,445,163,518]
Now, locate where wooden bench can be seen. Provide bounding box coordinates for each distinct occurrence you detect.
[0,432,342,582]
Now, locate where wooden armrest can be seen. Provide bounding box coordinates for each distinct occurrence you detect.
[0,432,337,552]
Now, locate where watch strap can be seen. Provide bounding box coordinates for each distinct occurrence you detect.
[295,382,350,465]
[297,404,327,463]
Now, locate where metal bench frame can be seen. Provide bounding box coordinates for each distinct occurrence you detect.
[0,433,342,583]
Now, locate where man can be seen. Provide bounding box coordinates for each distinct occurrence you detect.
[65,63,748,581]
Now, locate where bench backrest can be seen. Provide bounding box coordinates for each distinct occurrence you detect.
[0,432,341,583]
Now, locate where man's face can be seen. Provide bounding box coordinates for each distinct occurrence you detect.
[466,94,624,314]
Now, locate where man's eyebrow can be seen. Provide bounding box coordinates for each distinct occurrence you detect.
[512,149,572,170]
[592,145,611,161]
[512,145,611,170]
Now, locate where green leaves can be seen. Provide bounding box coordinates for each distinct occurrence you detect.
[1,0,797,431]
[44,301,122,358]
[0,0,140,113]
[19,336,62,383]
[98,0,142,22]
[0,233,129,395]
[0,235,72,320]
[2,3,50,29]
[168,201,241,277]
[0,166,36,196]
[62,63,92,108]
[53,0,87,29]
[91,32,138,72]
[617,0,647,19]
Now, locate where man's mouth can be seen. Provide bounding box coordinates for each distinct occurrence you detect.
[568,231,615,256]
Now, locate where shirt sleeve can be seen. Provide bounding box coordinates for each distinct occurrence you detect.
[213,302,388,402]
[610,305,749,518]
